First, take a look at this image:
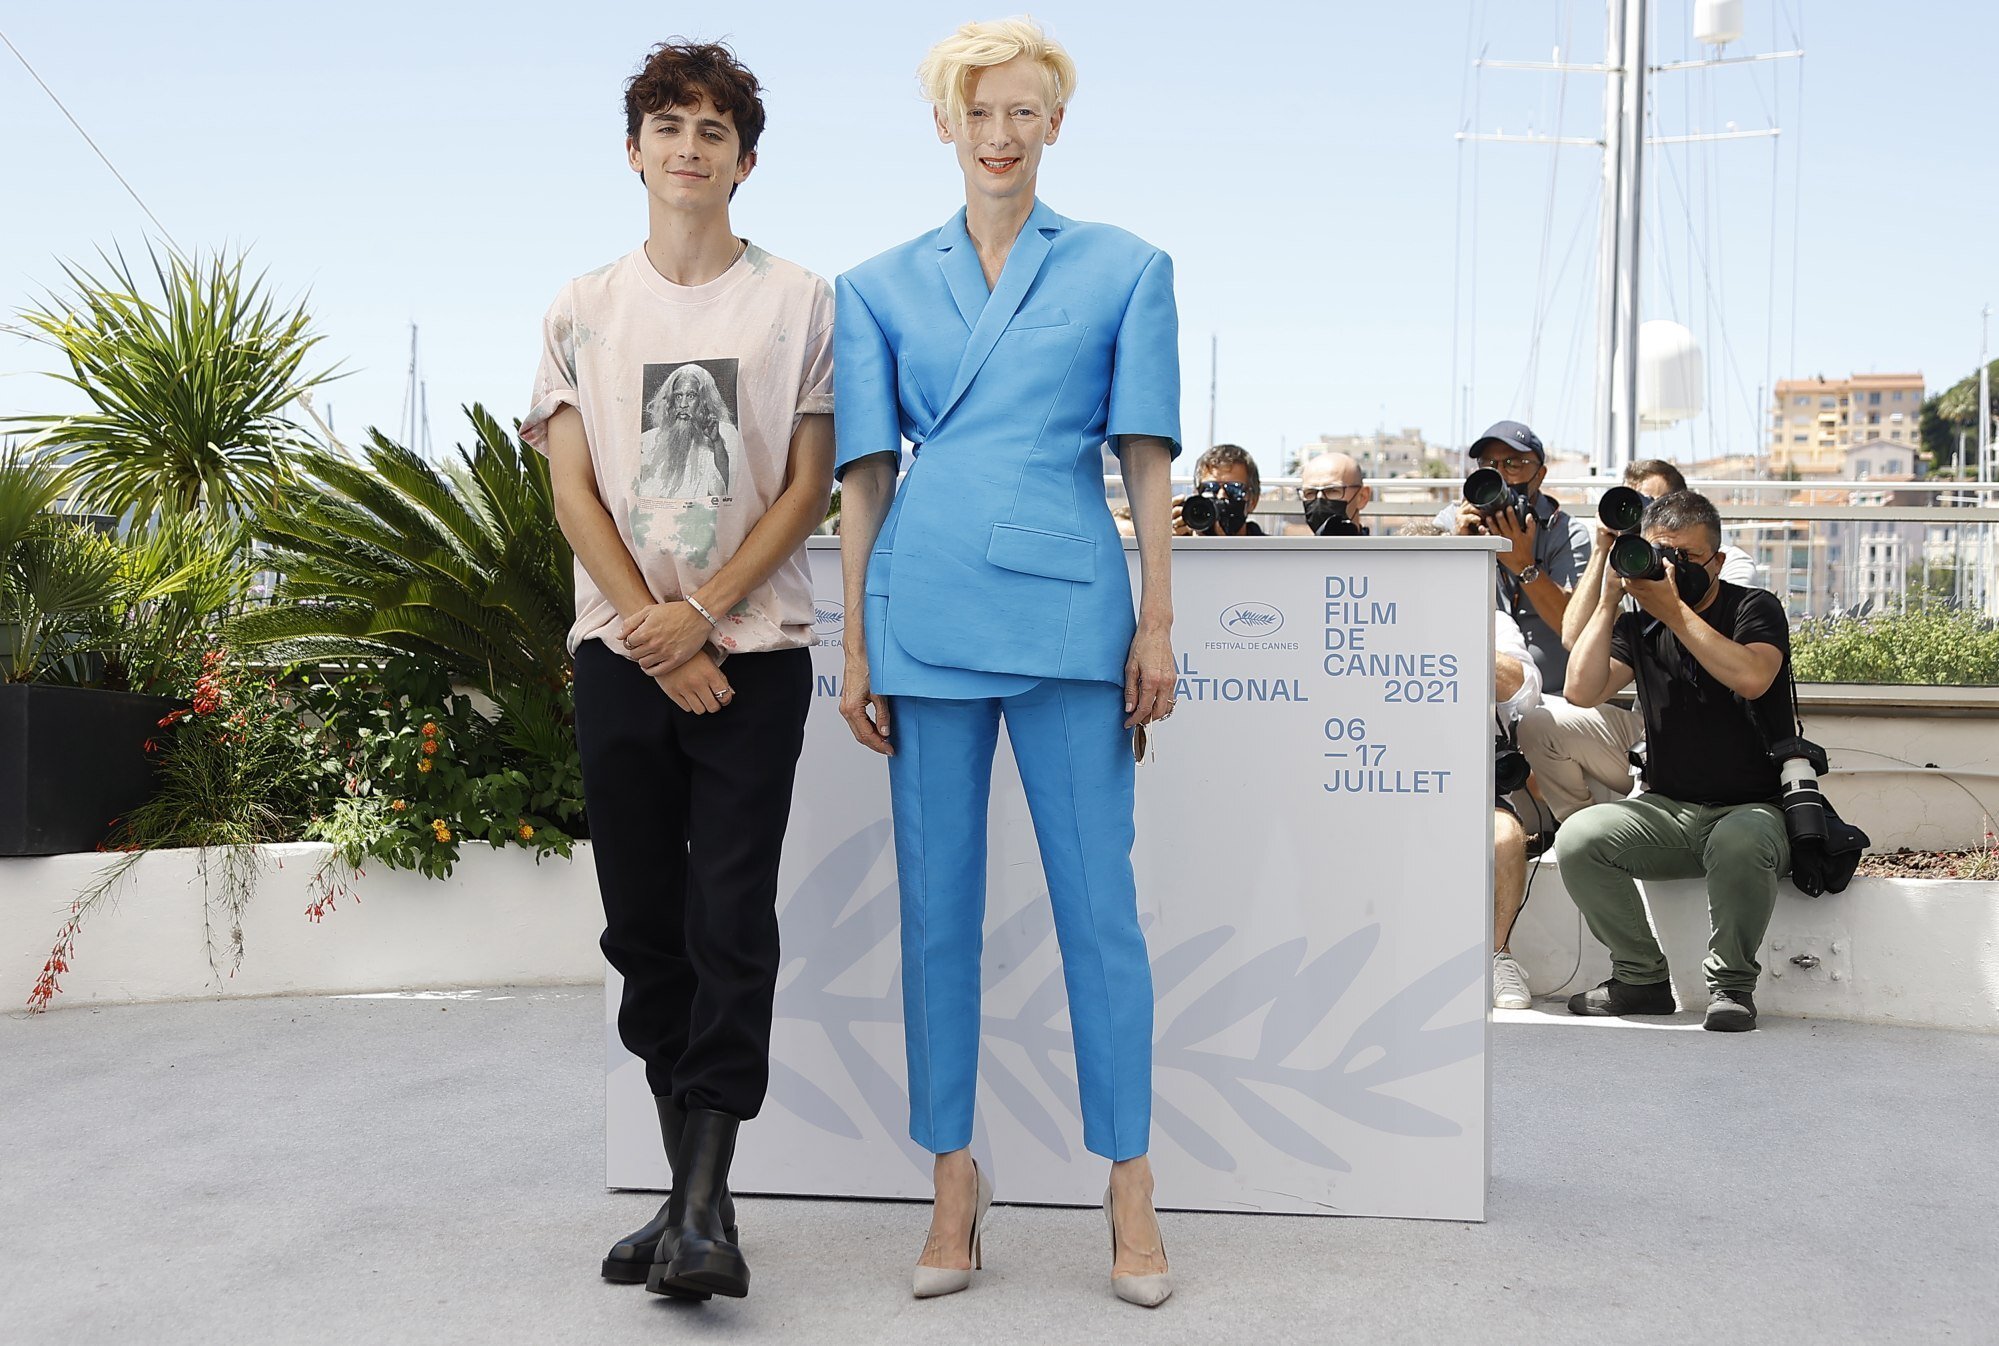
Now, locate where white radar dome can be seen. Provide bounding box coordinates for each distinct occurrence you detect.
[1638,320,1703,429]
[1694,0,1744,46]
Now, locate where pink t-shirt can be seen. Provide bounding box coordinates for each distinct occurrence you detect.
[522,244,834,657]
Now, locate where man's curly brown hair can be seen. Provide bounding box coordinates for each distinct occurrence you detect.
[624,41,765,163]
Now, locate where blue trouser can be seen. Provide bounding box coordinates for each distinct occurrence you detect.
[887,678,1154,1162]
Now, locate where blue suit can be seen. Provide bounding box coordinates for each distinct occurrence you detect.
[835,200,1179,1161]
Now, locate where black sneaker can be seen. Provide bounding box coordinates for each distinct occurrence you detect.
[1704,988,1758,1032]
[1567,977,1676,1016]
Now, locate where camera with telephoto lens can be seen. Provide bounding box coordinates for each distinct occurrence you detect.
[1463,468,1531,531]
[1769,735,1830,849]
[1598,485,1648,535]
[1494,734,1531,795]
[1607,534,1697,581]
[1180,480,1250,535]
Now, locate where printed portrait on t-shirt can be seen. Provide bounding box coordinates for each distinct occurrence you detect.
[636,358,740,501]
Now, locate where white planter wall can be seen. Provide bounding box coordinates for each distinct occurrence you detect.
[6,842,1995,1033]
[1509,864,1999,1032]
[1,842,603,1006]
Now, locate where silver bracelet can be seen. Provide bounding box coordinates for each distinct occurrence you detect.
[685,595,720,627]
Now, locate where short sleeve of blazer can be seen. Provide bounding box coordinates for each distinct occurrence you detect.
[1105,249,1181,457]
[832,273,899,480]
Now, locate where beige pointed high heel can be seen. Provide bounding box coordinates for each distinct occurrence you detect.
[1104,1185,1173,1307]
[912,1159,992,1299]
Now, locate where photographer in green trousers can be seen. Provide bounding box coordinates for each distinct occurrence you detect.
[1555,491,1793,1033]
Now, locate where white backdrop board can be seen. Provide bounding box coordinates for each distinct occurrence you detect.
[609,535,1502,1219]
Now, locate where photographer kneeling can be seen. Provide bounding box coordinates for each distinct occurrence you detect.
[1555,491,1793,1032]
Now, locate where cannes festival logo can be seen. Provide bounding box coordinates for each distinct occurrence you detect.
[812,600,845,637]
[1219,601,1285,638]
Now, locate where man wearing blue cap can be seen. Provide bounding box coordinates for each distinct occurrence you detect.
[1434,420,1592,696]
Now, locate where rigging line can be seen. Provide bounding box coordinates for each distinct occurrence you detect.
[1466,15,1489,446]
[1783,0,1806,379]
[1644,69,1693,457]
[0,27,180,251]
[1656,136,1763,436]
[1761,0,1782,472]
[1520,0,1577,421]
[1450,0,1482,453]
[1703,43,1721,460]
[1549,183,1601,454]
[1509,185,1597,417]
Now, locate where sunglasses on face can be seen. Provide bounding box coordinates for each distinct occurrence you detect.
[1299,485,1358,501]
[1196,480,1250,499]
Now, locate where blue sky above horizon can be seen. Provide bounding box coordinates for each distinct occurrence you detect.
[3,1,1994,477]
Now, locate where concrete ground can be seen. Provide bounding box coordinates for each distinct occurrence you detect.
[2,989,1993,1346]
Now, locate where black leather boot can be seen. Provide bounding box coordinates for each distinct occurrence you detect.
[649,1108,750,1299]
[604,1097,737,1293]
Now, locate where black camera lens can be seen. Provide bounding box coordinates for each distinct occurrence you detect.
[1463,468,1508,512]
[1609,532,1667,580]
[1598,485,1647,534]
[1180,492,1217,533]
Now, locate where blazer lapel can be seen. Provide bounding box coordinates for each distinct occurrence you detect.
[933,210,987,332]
[933,199,1063,429]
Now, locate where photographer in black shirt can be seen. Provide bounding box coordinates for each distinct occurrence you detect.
[1554,491,1793,1032]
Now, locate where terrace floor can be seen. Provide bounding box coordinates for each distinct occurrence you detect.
[3,988,1992,1345]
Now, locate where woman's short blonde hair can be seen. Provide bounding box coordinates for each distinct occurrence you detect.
[917,17,1078,128]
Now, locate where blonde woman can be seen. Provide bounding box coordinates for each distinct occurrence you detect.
[834,17,1178,1308]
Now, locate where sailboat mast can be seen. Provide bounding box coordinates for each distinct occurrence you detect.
[1593,0,1647,474]
[1612,0,1648,473]
[1589,0,1627,476]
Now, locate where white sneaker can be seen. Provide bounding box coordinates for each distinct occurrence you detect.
[1492,951,1532,1010]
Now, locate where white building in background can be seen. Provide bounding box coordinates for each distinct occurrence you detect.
[1294,428,1432,478]
[1743,439,1937,617]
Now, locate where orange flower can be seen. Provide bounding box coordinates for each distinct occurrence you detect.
[418,759,434,774]
[421,740,439,756]
[430,819,452,843]
[390,799,407,812]
[421,721,438,737]
[517,822,535,842]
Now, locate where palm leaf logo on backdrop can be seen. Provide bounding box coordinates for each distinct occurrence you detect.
[765,822,1484,1176]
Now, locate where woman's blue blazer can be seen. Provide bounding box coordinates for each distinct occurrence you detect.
[834,199,1181,695]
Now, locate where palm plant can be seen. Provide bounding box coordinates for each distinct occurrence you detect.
[0,444,110,682]
[232,404,575,722]
[7,246,338,518]
[95,515,261,692]
[1,442,259,688]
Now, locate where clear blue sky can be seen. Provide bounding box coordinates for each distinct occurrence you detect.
[3,1,1994,477]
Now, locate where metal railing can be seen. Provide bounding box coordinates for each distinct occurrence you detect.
[1112,475,1999,638]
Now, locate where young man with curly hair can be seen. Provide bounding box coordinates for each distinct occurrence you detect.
[523,39,834,1302]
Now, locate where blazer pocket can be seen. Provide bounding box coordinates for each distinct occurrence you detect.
[986,524,1096,583]
[1009,306,1072,330]
[864,550,892,596]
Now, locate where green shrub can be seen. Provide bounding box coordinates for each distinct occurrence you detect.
[1791,608,1999,686]
[300,657,584,880]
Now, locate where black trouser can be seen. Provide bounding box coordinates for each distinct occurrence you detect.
[572,639,811,1117]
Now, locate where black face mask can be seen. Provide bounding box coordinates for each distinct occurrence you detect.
[1304,497,1355,536]
[1669,550,1713,607]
